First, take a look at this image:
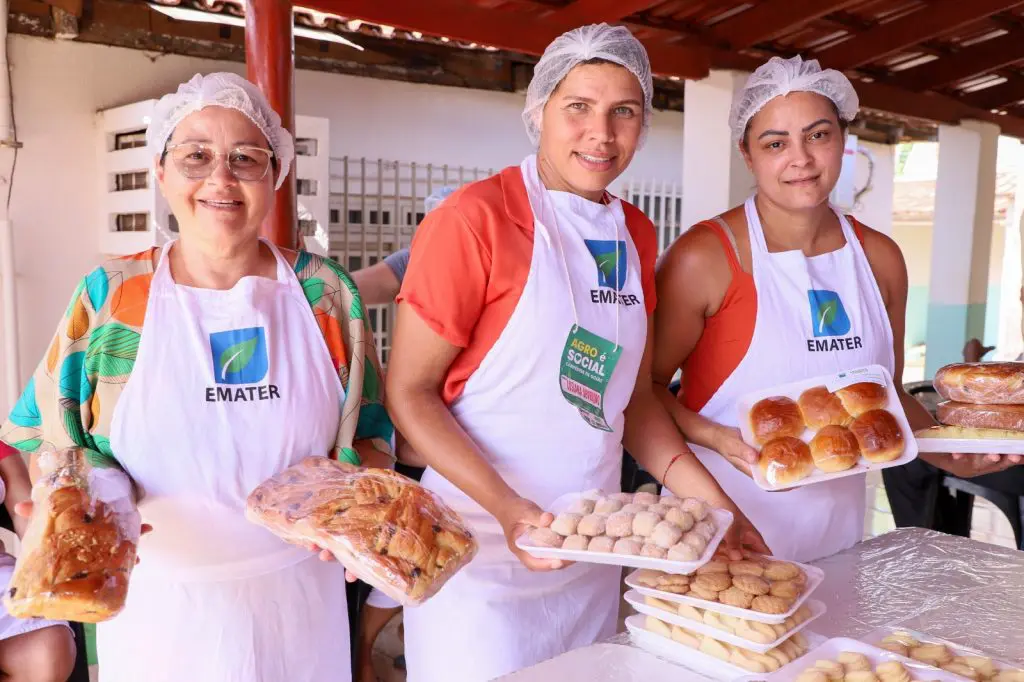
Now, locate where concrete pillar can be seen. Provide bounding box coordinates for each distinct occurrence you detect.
[681,70,753,230]
[851,141,895,236]
[996,139,1024,360]
[924,120,1000,377]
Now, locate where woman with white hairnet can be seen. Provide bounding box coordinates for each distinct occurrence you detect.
[652,55,1021,563]
[386,24,765,681]
[0,72,394,682]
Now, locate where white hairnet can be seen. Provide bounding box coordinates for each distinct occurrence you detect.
[522,23,653,148]
[147,72,295,190]
[424,186,457,214]
[730,55,859,144]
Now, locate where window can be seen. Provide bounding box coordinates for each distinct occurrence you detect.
[115,213,148,232]
[114,171,148,192]
[297,179,318,196]
[369,210,391,225]
[348,256,362,271]
[114,130,146,150]
[406,211,427,225]
[330,209,340,224]
[298,219,317,234]
[348,209,362,224]
[295,138,318,156]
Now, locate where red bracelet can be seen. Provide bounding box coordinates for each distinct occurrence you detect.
[661,452,687,484]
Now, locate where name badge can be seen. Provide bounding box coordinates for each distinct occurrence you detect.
[558,325,622,432]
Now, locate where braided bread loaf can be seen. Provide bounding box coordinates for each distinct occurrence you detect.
[246,457,476,606]
[4,448,139,622]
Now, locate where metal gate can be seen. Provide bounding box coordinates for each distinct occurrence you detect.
[328,156,682,365]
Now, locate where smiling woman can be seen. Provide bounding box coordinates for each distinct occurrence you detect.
[386,22,763,682]
[0,72,393,682]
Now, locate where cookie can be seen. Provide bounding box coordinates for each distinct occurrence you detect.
[691,519,717,541]
[734,620,773,644]
[763,560,801,581]
[875,661,912,682]
[702,610,730,632]
[942,663,981,680]
[561,534,588,551]
[619,503,647,514]
[687,583,721,601]
[605,512,635,538]
[643,595,675,612]
[699,636,731,662]
[769,579,802,599]
[954,656,995,678]
[728,560,766,577]
[632,511,661,537]
[670,626,700,649]
[812,660,844,681]
[910,643,953,666]
[665,507,695,531]
[576,514,607,537]
[696,559,730,575]
[838,651,872,673]
[550,513,582,536]
[528,527,563,547]
[640,543,667,559]
[732,574,771,596]
[644,615,671,638]
[594,497,623,514]
[667,542,699,562]
[567,498,595,515]
[655,573,690,587]
[651,520,684,549]
[751,595,791,614]
[717,586,755,609]
[676,603,703,621]
[647,503,672,518]
[681,497,709,521]
[844,672,880,682]
[879,641,908,657]
[694,572,733,593]
[612,537,643,555]
[658,583,689,595]
[633,491,660,505]
[795,671,829,682]
[587,536,615,553]
[682,532,708,554]
[731,648,768,674]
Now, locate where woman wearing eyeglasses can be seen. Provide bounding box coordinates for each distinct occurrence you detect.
[0,73,393,682]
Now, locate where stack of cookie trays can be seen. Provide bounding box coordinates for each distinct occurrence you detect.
[623,554,827,677]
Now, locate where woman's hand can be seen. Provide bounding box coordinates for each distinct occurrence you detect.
[710,424,759,477]
[495,495,570,572]
[928,452,1022,478]
[300,541,360,582]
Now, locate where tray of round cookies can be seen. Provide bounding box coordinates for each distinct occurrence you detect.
[625,553,824,624]
[861,627,1024,681]
[736,364,918,492]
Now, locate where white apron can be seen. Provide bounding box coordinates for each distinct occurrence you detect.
[691,196,895,562]
[102,241,351,682]
[403,156,648,682]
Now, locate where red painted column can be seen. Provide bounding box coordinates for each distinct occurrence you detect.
[245,0,297,249]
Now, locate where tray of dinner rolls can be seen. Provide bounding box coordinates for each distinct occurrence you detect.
[626,554,824,624]
[862,628,1024,681]
[915,362,1024,454]
[516,490,733,572]
[737,637,992,682]
[626,613,821,678]
[625,589,825,654]
[737,365,918,491]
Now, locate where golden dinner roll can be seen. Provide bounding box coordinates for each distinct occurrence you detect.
[835,382,888,416]
[798,386,852,429]
[750,396,805,445]
[849,409,905,463]
[809,425,860,473]
[934,361,1024,404]
[759,437,814,487]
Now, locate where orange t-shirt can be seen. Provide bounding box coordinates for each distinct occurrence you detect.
[397,165,659,405]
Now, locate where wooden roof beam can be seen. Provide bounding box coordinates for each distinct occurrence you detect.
[962,74,1024,109]
[309,0,711,78]
[815,0,1024,72]
[709,0,862,50]
[887,29,1024,90]
[544,0,665,27]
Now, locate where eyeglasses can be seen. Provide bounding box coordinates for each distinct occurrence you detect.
[164,142,275,182]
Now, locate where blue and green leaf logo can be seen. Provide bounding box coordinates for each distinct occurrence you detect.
[584,239,627,291]
[808,290,851,337]
[209,327,268,385]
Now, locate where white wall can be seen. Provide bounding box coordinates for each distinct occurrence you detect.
[852,141,895,235]
[0,35,684,416]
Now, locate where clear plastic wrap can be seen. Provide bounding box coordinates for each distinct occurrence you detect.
[3,448,141,623]
[934,362,1024,405]
[936,400,1024,432]
[245,456,478,607]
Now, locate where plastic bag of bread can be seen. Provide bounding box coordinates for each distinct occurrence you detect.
[245,456,477,607]
[934,362,1024,405]
[4,448,141,623]
[937,401,1024,432]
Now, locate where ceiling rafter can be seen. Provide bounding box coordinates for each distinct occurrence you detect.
[709,0,861,50]
[886,29,1024,90]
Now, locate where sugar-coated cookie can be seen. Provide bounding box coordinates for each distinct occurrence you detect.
[763,560,801,581]
[632,511,661,537]
[664,507,695,531]
[566,498,596,515]
[751,595,791,614]
[680,497,709,521]
[733,574,771,596]
[640,543,667,559]
[729,560,766,577]
[633,491,659,505]
[659,496,684,508]
[619,503,647,514]
[576,513,607,537]
[550,512,582,536]
[612,537,643,555]
[691,519,717,541]
[587,536,614,553]
[594,497,623,514]
[717,586,755,609]
[682,532,708,554]
[605,512,635,538]
[528,527,563,548]
[647,503,672,518]
[694,572,733,592]
[611,492,635,503]
[667,542,699,562]
[651,520,684,549]
[561,534,588,551]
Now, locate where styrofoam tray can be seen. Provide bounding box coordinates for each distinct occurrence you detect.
[914,429,1024,455]
[625,614,825,680]
[625,590,826,654]
[735,637,976,681]
[861,627,1024,678]
[737,364,919,491]
[625,561,825,624]
[516,490,733,574]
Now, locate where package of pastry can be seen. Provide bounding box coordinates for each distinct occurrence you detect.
[4,448,141,623]
[245,457,477,607]
[735,364,918,491]
[934,362,1024,405]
